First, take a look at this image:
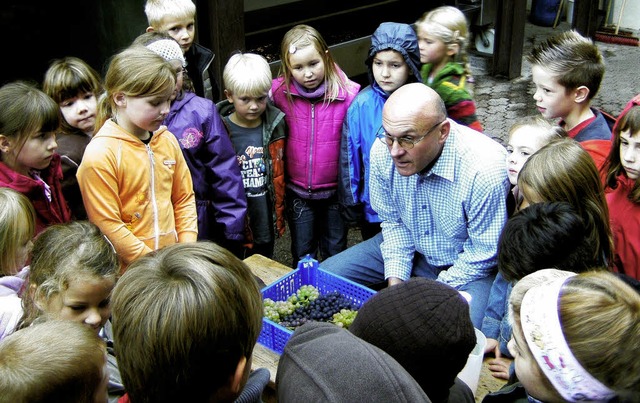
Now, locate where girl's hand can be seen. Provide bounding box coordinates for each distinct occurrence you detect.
[487,356,513,380]
[484,337,499,355]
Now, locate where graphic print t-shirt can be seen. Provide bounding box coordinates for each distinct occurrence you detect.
[225,117,273,244]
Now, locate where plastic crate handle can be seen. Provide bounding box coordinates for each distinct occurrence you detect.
[296,254,319,284]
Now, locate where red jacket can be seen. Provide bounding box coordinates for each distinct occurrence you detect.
[606,174,640,280]
[0,154,71,234]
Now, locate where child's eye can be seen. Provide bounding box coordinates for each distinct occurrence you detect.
[506,146,513,154]
[69,305,85,311]
[82,92,94,101]
[257,96,267,103]
[99,299,111,308]
[521,151,530,157]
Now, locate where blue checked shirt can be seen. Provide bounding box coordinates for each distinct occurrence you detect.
[370,120,509,288]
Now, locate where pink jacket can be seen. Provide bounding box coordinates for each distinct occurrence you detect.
[271,71,359,195]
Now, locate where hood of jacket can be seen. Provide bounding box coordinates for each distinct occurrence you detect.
[613,93,640,135]
[367,22,422,85]
[93,119,170,145]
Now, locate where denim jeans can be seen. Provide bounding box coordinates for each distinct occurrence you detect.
[286,191,347,268]
[321,232,495,328]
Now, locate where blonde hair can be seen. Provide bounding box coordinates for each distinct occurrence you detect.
[96,46,176,131]
[111,241,263,402]
[278,24,351,104]
[0,319,107,403]
[18,221,118,330]
[518,137,613,266]
[0,188,35,276]
[0,81,60,160]
[511,271,640,399]
[415,6,471,76]
[508,115,567,143]
[144,0,196,27]
[42,57,103,135]
[223,52,272,97]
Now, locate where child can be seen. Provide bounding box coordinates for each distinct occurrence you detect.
[111,242,266,403]
[517,137,613,267]
[349,277,476,402]
[415,6,482,132]
[218,52,287,259]
[270,24,360,266]
[132,32,247,258]
[144,0,220,101]
[0,320,109,403]
[604,94,640,280]
[43,56,103,220]
[482,202,604,380]
[15,220,123,401]
[0,188,35,340]
[483,270,640,402]
[504,115,566,215]
[339,22,421,240]
[0,81,71,234]
[277,321,430,402]
[77,46,198,268]
[526,30,610,142]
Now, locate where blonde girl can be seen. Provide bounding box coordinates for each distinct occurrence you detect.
[0,188,36,340]
[0,81,71,234]
[517,137,613,267]
[17,220,124,401]
[415,6,482,131]
[77,46,197,269]
[505,115,566,215]
[603,95,640,280]
[270,24,360,266]
[497,269,640,402]
[43,56,103,220]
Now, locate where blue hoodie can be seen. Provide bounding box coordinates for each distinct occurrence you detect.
[338,22,422,223]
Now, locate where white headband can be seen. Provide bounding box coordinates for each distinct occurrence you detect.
[521,276,616,402]
[146,39,186,67]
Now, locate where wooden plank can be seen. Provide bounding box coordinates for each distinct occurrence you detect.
[244,254,292,392]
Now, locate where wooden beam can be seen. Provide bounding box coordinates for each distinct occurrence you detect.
[492,0,527,79]
[196,0,244,101]
[572,0,600,38]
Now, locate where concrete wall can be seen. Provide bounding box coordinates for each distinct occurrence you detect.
[610,0,640,31]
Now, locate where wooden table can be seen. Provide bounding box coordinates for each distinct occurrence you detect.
[244,254,292,395]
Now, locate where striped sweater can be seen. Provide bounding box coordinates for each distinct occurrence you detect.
[422,62,483,132]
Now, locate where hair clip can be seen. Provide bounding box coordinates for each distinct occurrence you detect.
[289,45,297,54]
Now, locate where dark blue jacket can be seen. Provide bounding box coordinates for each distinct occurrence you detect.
[338,22,421,223]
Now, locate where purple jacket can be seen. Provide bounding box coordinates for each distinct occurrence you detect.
[164,91,247,242]
[271,70,359,195]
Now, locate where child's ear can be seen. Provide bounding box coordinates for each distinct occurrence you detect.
[447,43,460,57]
[31,284,47,311]
[230,355,248,395]
[574,86,590,103]
[146,26,155,33]
[114,92,127,108]
[0,135,12,153]
[224,89,234,104]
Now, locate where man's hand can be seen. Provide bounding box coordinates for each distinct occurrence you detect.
[387,277,403,287]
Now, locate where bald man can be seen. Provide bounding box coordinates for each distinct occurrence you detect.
[322,83,509,327]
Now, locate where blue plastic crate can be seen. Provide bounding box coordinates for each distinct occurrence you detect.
[257,255,376,354]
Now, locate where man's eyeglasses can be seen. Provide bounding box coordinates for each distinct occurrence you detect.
[376,119,445,150]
